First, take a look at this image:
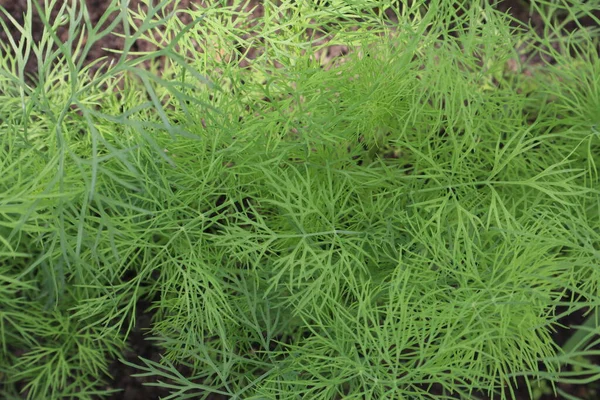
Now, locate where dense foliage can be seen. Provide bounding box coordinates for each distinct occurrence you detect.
[0,0,599,399]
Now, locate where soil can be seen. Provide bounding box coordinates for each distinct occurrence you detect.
[1,1,599,399]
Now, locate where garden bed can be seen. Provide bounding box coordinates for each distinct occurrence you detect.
[1,1,599,399]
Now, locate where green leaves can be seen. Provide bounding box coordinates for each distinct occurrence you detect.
[1,0,599,399]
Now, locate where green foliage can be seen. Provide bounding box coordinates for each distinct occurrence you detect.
[0,0,599,399]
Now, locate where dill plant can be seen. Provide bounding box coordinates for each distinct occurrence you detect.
[0,0,599,399]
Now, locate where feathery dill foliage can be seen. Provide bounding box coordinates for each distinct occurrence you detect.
[0,0,599,398]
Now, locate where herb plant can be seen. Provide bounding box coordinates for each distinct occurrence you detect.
[0,0,599,399]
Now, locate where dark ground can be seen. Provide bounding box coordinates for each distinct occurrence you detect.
[0,1,599,399]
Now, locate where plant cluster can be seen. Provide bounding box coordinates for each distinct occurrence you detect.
[0,0,599,399]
